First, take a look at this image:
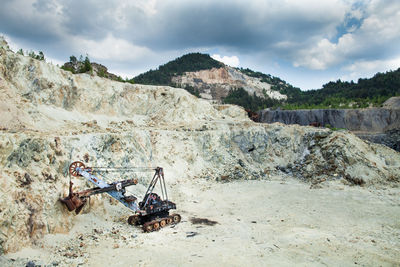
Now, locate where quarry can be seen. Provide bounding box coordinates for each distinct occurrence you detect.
[0,37,400,266]
[259,104,400,152]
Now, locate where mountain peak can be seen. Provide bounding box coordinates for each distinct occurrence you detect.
[133,52,224,85]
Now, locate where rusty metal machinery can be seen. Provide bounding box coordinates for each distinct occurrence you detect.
[60,161,181,232]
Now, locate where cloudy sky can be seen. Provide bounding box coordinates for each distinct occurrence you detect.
[1,0,400,90]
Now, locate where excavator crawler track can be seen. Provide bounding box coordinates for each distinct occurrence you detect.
[127,215,140,226]
[142,213,181,232]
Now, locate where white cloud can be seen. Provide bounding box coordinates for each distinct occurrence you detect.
[293,38,339,70]
[341,57,400,81]
[72,34,153,62]
[2,0,400,90]
[350,8,363,20]
[292,0,400,70]
[2,33,20,52]
[211,54,240,67]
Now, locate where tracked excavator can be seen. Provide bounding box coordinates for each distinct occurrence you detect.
[60,161,181,232]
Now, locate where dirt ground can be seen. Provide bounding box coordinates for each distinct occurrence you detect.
[2,177,400,266]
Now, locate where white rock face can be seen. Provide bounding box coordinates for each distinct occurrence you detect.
[172,66,287,101]
[383,96,400,109]
[0,39,399,254]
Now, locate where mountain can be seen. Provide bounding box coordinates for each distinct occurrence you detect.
[132,53,294,110]
[133,53,224,86]
[133,53,400,111]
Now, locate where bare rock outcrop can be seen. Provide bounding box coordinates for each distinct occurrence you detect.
[62,60,120,81]
[383,96,400,109]
[258,106,400,151]
[0,37,399,254]
[172,66,287,101]
[258,108,400,132]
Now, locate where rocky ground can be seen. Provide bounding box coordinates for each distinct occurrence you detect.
[1,37,400,266]
[2,178,400,266]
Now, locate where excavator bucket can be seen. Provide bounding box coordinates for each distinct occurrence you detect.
[60,180,86,214]
[60,194,86,214]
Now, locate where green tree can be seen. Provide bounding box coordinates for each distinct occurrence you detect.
[27,50,45,61]
[69,55,77,65]
[38,51,45,61]
[222,88,280,111]
[79,55,92,73]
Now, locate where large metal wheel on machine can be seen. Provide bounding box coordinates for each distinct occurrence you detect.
[69,161,86,177]
[160,219,166,228]
[144,223,153,232]
[172,214,181,224]
[153,222,160,231]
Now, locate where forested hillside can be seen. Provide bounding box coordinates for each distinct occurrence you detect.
[281,68,400,109]
[222,88,281,111]
[223,68,400,110]
[238,68,302,98]
[132,52,400,111]
[222,68,301,111]
[132,53,223,85]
